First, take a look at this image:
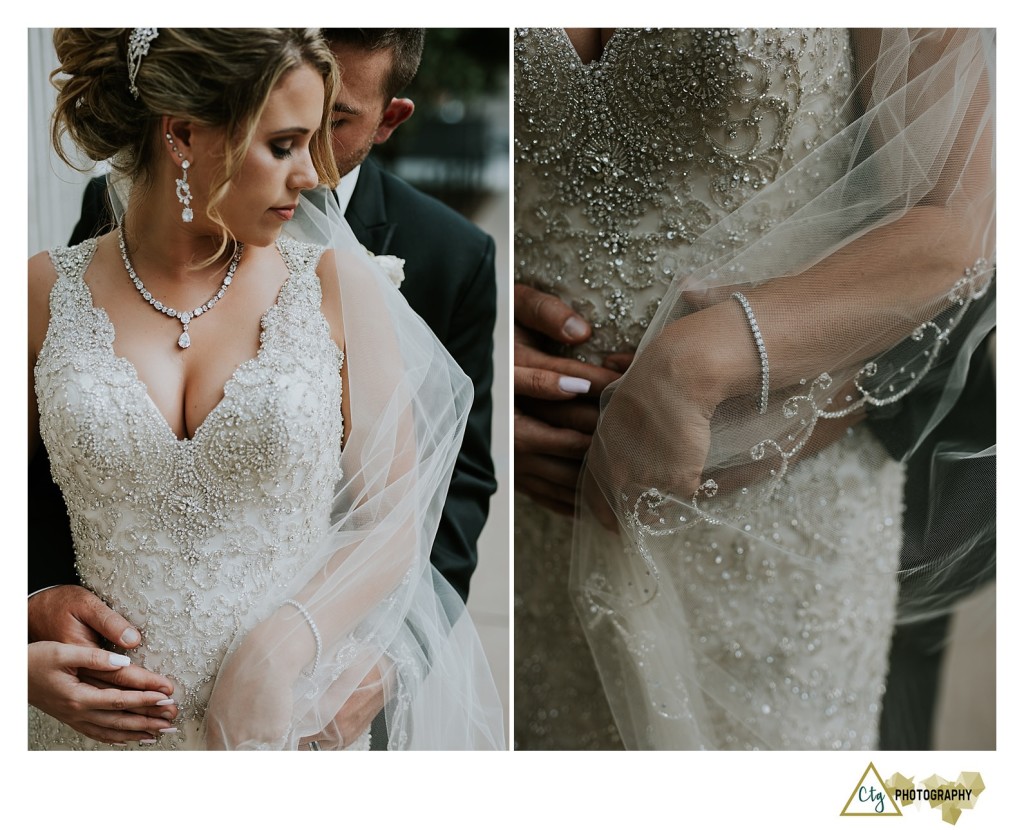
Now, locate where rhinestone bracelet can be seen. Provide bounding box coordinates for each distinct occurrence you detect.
[283,599,322,676]
[731,292,769,415]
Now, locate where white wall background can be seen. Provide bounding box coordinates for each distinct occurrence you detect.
[28,27,101,256]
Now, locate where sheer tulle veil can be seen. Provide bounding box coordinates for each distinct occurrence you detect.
[107,178,505,749]
[572,29,995,749]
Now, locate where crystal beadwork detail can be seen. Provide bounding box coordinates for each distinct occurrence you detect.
[514,28,855,359]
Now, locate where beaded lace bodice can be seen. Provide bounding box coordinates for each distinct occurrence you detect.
[31,236,344,746]
[514,28,854,358]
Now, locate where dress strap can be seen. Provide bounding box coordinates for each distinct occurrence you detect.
[276,238,325,284]
[48,238,99,284]
[36,238,112,380]
[264,237,342,371]
[45,239,100,326]
[272,237,326,310]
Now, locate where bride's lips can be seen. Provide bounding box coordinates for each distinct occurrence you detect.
[270,205,296,221]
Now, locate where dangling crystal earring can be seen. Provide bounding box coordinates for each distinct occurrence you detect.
[166,131,193,223]
[175,161,193,223]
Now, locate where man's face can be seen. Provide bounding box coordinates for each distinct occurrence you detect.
[329,44,393,177]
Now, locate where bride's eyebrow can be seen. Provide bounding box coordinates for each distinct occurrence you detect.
[267,126,313,137]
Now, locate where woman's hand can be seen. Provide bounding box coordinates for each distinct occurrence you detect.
[204,609,312,750]
[29,641,177,745]
[586,326,718,521]
[586,299,872,528]
[205,660,294,750]
[299,660,388,751]
[584,299,763,527]
[207,609,392,751]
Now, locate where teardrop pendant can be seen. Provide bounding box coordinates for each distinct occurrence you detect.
[117,222,243,353]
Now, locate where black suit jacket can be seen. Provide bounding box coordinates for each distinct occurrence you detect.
[29,158,496,603]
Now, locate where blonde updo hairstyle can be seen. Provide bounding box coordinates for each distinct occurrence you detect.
[51,28,340,256]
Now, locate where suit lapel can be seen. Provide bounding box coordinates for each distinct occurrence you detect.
[345,159,398,255]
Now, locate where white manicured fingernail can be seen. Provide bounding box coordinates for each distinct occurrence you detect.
[562,316,589,339]
[156,698,176,706]
[558,376,591,394]
[120,628,140,646]
[108,653,131,667]
[159,727,178,734]
[139,739,157,745]
[112,742,128,747]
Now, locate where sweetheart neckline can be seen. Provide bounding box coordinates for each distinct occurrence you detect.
[97,304,279,445]
[41,238,295,444]
[557,27,624,68]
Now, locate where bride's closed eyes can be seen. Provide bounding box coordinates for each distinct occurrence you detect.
[269,133,312,160]
[266,123,316,160]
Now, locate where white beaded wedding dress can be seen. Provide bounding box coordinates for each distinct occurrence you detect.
[30,236,359,750]
[515,28,913,750]
[31,180,507,751]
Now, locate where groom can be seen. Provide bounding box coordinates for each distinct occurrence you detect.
[29,29,497,744]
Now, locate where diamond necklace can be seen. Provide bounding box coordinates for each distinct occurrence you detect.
[117,224,244,349]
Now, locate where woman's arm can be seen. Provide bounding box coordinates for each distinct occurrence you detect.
[28,251,57,461]
[671,205,992,409]
[699,27,994,401]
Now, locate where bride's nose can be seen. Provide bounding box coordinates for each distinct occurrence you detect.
[290,151,318,190]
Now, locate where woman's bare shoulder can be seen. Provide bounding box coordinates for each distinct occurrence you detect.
[28,250,57,298]
[28,251,59,356]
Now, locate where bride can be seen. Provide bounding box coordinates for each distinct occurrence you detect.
[29,28,504,750]
[514,28,994,749]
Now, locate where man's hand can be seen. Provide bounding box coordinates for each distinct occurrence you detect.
[515,398,600,515]
[28,585,179,727]
[514,284,629,512]
[300,661,388,750]
[29,642,177,745]
[29,584,141,648]
[331,662,386,748]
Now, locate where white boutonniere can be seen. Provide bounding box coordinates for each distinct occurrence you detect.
[364,248,406,288]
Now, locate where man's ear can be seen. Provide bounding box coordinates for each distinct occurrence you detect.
[373,98,414,144]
